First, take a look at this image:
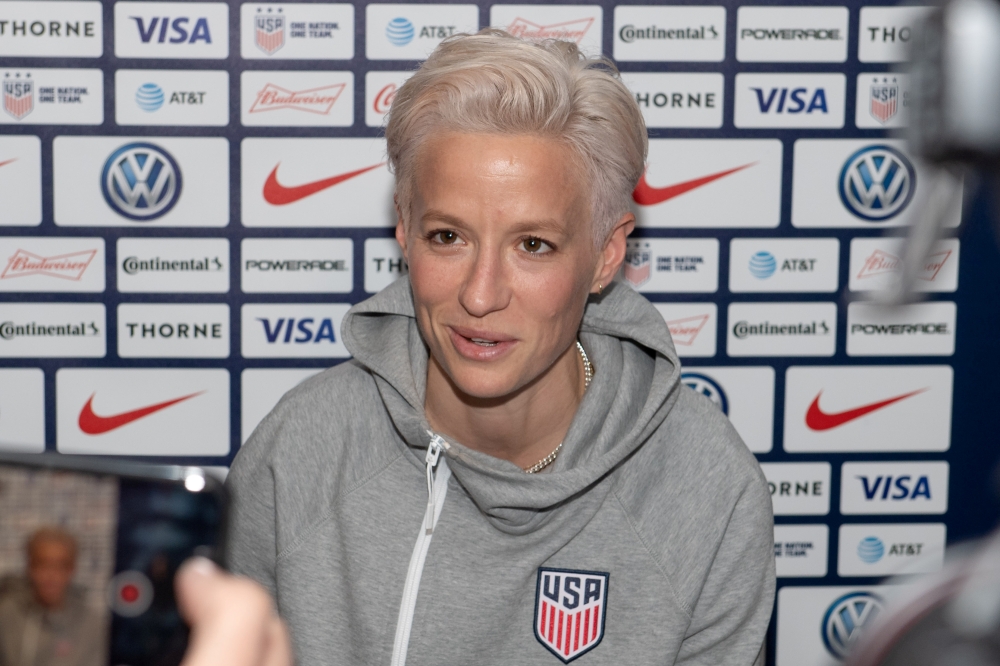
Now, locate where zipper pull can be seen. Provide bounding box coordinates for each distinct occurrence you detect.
[423,433,449,535]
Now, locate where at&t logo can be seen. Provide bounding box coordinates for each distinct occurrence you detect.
[839,145,915,221]
[101,142,182,221]
[748,251,776,279]
[681,372,728,414]
[857,536,884,563]
[822,591,882,659]
[386,18,414,46]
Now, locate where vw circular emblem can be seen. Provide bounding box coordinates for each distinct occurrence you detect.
[681,372,728,415]
[101,142,182,221]
[838,144,915,222]
[821,591,883,659]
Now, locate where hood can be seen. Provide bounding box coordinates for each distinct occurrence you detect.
[341,276,682,534]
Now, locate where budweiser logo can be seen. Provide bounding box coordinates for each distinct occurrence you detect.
[248,83,346,115]
[857,249,952,282]
[505,17,594,43]
[1,249,97,281]
[373,83,397,114]
[665,314,709,346]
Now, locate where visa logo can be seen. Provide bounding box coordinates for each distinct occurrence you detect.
[257,317,337,344]
[751,87,828,114]
[131,16,213,43]
[857,475,932,501]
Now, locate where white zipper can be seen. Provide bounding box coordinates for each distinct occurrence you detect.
[389,433,451,666]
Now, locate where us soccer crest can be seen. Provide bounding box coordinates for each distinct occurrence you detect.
[534,567,608,662]
[255,10,285,55]
[623,241,651,288]
[869,78,899,124]
[3,75,33,121]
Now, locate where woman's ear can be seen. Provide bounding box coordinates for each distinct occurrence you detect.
[394,196,409,259]
[591,212,635,293]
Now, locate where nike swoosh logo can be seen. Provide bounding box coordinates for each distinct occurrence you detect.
[632,162,757,206]
[0,158,17,169]
[805,388,927,431]
[263,162,386,205]
[78,392,203,435]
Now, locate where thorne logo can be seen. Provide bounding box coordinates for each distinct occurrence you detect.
[0,2,103,58]
[114,2,229,59]
[760,462,831,515]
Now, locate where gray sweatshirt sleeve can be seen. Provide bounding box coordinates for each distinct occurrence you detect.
[225,425,280,596]
[673,474,776,666]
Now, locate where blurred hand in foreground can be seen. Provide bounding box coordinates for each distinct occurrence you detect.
[176,557,293,666]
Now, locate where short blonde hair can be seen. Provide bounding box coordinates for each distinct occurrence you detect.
[385,29,648,244]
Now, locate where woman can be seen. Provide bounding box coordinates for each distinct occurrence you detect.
[197,29,774,666]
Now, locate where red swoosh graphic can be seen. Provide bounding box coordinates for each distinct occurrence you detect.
[263,162,386,205]
[805,388,927,431]
[78,391,203,435]
[632,162,757,206]
[0,158,17,169]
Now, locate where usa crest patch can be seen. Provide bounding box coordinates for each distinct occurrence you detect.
[534,567,609,663]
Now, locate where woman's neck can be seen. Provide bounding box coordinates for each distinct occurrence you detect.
[424,342,586,470]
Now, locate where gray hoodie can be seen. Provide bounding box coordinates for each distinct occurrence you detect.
[227,277,775,666]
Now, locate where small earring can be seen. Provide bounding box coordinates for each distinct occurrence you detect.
[597,283,603,294]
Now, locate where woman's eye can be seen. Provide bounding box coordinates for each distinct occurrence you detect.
[520,237,552,254]
[433,230,459,244]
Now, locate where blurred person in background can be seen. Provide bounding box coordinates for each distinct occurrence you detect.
[0,527,105,666]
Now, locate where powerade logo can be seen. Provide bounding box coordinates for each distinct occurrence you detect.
[386,17,414,46]
[101,142,182,221]
[681,372,728,414]
[857,536,884,563]
[748,251,776,279]
[822,591,882,659]
[839,145,915,221]
[135,83,164,111]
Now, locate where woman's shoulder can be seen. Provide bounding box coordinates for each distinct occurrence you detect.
[231,360,400,483]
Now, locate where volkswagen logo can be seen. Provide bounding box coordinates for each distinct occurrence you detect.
[681,372,728,415]
[838,144,915,222]
[821,591,883,659]
[101,142,182,221]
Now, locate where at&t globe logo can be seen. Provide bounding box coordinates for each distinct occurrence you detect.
[135,83,164,112]
[681,372,728,415]
[101,142,182,221]
[748,251,776,279]
[839,145,916,221]
[822,591,883,659]
[386,17,414,46]
[857,536,885,563]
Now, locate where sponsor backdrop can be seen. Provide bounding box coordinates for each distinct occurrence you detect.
[2,0,999,663]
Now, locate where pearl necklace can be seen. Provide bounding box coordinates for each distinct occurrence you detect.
[524,341,593,474]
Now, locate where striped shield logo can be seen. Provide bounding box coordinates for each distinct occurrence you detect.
[534,567,608,663]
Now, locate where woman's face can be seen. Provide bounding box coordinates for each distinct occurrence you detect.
[397,132,622,400]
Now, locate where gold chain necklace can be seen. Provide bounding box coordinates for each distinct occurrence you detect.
[524,341,593,474]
